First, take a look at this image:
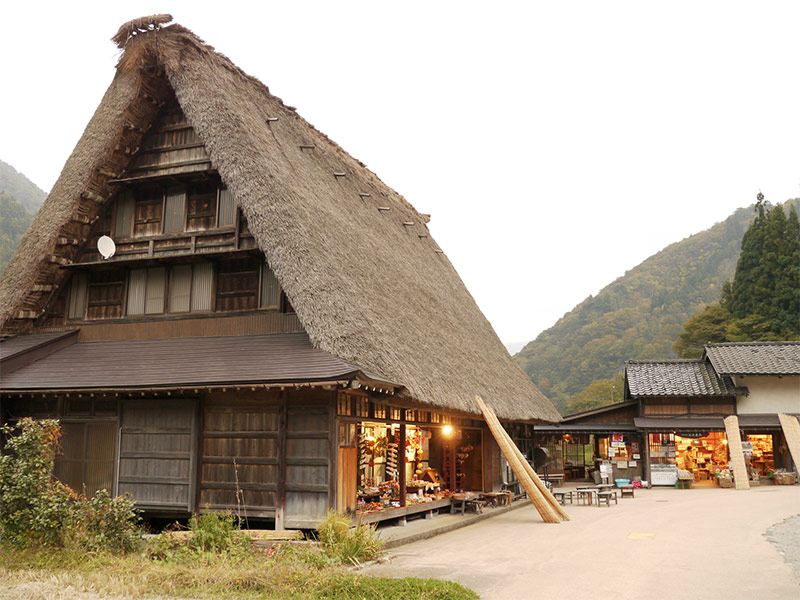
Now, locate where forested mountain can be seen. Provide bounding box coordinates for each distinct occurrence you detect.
[0,192,34,274]
[515,199,799,414]
[0,160,46,213]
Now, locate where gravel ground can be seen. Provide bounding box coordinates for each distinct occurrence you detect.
[765,514,800,582]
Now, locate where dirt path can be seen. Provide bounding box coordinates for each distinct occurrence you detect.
[365,484,800,599]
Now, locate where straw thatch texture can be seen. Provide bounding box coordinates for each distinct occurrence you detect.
[0,20,560,423]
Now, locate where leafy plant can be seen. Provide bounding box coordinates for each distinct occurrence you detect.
[0,418,142,552]
[70,489,142,553]
[188,511,250,555]
[0,418,73,547]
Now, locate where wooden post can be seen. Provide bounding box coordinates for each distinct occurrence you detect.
[399,422,407,507]
[275,391,288,529]
[449,428,457,492]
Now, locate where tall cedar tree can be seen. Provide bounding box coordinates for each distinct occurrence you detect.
[675,198,800,357]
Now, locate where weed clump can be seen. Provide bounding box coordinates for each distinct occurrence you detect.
[317,510,382,565]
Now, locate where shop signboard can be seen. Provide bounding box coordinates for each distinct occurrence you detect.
[679,432,708,438]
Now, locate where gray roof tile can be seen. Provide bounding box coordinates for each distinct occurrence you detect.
[626,360,736,397]
[705,342,800,375]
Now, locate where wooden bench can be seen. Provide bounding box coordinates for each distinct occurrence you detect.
[597,490,617,507]
[553,491,574,505]
[541,473,564,488]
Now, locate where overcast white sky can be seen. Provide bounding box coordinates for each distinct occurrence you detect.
[2,2,798,349]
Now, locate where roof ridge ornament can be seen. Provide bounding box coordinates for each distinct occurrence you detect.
[112,14,173,49]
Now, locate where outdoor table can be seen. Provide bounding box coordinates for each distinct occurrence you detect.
[620,485,635,498]
[575,488,596,505]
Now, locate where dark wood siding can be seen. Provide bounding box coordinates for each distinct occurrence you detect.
[200,397,280,517]
[118,399,197,511]
[65,310,304,342]
[284,401,331,528]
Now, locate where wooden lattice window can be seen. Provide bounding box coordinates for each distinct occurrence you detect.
[86,269,126,320]
[186,183,217,232]
[215,257,260,312]
[133,189,163,237]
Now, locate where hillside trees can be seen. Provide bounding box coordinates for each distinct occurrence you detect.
[0,192,34,274]
[674,198,800,357]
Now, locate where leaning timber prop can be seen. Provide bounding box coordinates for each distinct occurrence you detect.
[778,414,800,472]
[483,402,570,521]
[475,396,562,523]
[723,415,750,490]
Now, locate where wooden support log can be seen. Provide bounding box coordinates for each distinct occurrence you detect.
[16,310,40,319]
[778,414,800,473]
[48,255,71,266]
[70,215,93,225]
[124,123,145,133]
[484,403,569,521]
[724,415,750,490]
[377,206,391,212]
[80,191,106,204]
[358,192,371,198]
[333,172,346,178]
[57,237,80,246]
[299,144,315,150]
[31,285,55,293]
[97,167,120,178]
[402,222,415,227]
[475,396,561,523]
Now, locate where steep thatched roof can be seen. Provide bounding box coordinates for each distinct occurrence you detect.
[0,16,559,422]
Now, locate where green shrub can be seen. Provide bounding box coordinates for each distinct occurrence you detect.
[317,511,383,565]
[188,511,250,555]
[0,418,73,546]
[0,418,142,552]
[71,489,142,553]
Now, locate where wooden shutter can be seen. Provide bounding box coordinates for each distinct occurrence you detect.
[169,265,192,313]
[284,405,331,528]
[68,272,88,320]
[127,269,147,315]
[53,420,117,497]
[144,267,166,314]
[115,190,134,238]
[191,263,214,312]
[261,262,280,308]
[118,399,198,511]
[163,187,186,233]
[218,187,236,227]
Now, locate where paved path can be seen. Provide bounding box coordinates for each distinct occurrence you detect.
[365,484,800,599]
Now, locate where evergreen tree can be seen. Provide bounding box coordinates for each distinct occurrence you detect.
[675,195,800,357]
[728,194,768,319]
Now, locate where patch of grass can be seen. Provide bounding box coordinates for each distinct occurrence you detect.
[0,544,478,600]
